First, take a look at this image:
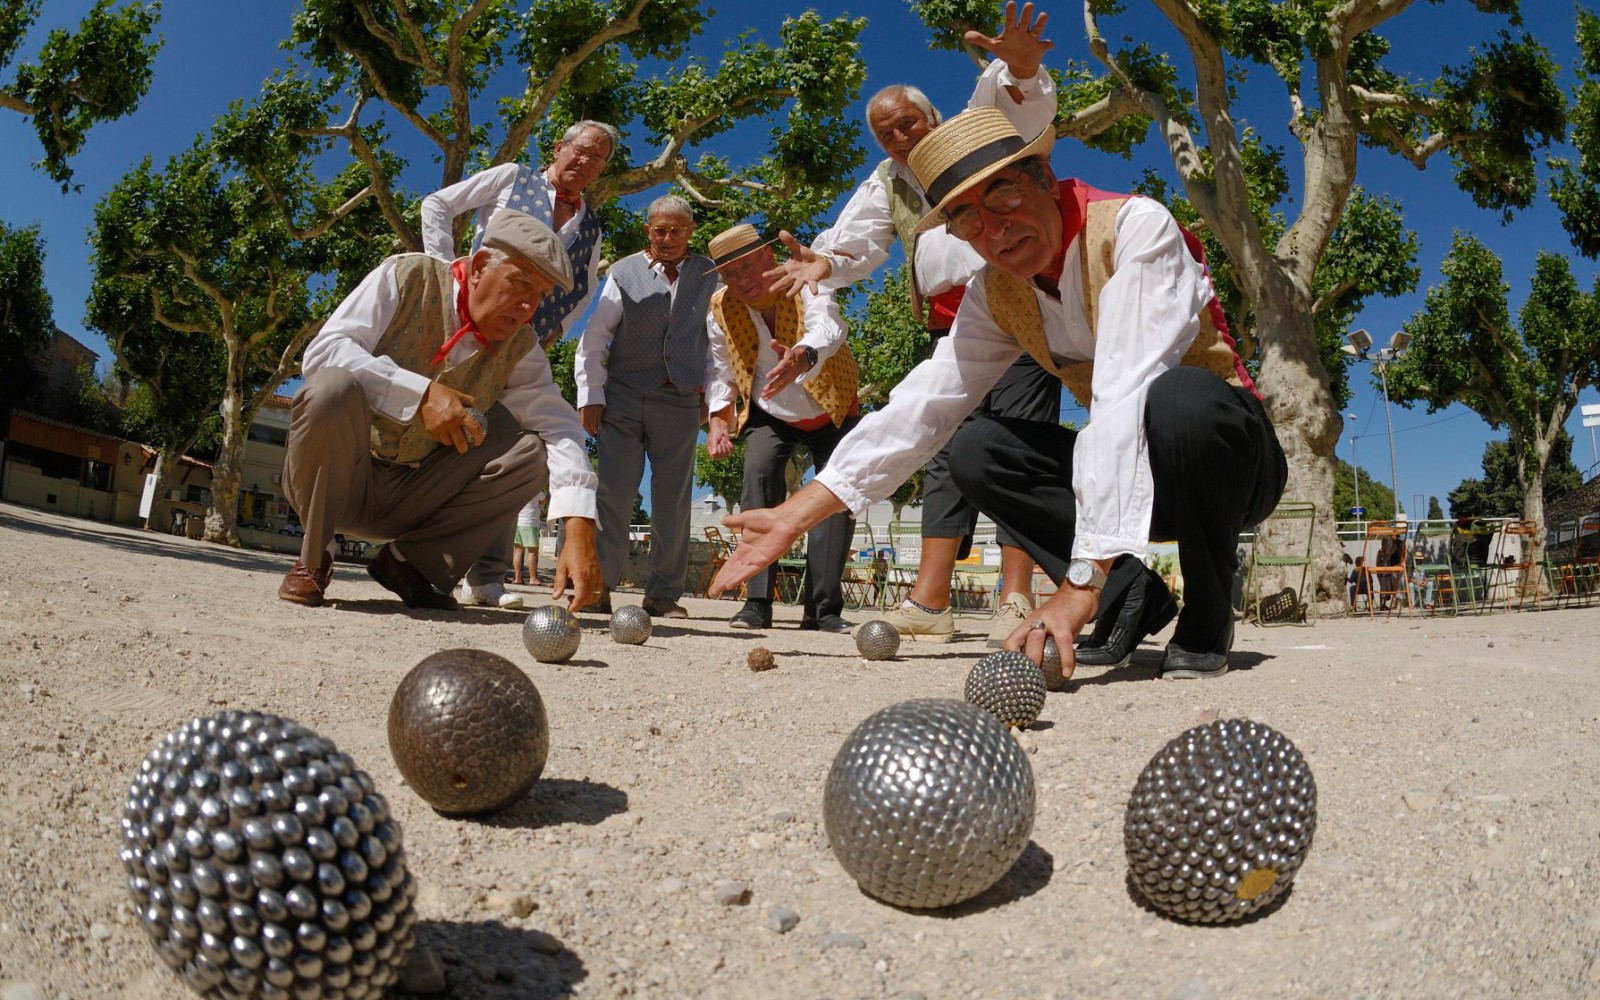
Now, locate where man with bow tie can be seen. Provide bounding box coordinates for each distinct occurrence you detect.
[574,195,719,619]
[420,120,617,608]
[278,209,603,613]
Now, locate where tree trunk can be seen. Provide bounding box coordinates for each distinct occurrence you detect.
[1250,292,1347,612]
[203,345,248,547]
[144,449,180,533]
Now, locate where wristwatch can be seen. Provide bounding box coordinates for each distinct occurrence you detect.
[1066,558,1107,591]
[798,345,818,369]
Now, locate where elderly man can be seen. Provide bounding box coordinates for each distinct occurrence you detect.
[575,195,718,618]
[765,1,1059,647]
[279,209,603,613]
[703,223,862,632]
[420,120,618,608]
[712,108,1287,681]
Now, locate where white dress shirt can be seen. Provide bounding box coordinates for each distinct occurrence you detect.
[301,256,598,521]
[704,288,849,425]
[811,59,1057,296]
[815,198,1216,560]
[418,163,602,337]
[574,257,712,408]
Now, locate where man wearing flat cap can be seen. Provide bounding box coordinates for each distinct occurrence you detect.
[712,108,1286,682]
[574,194,718,618]
[278,208,603,612]
[703,223,862,633]
[764,1,1060,648]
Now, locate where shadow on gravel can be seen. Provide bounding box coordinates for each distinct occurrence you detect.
[1067,648,1272,689]
[414,919,587,999]
[906,841,1055,917]
[1,507,293,575]
[478,778,628,830]
[1122,869,1296,926]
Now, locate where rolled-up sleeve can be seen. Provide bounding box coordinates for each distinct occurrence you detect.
[967,58,1058,138]
[793,288,846,385]
[499,348,598,521]
[301,259,434,424]
[574,277,624,408]
[1070,200,1210,559]
[703,308,736,415]
[811,173,896,291]
[418,164,521,261]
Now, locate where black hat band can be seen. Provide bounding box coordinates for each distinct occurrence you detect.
[923,135,1029,208]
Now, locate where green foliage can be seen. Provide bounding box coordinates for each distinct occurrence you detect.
[1427,495,1444,521]
[1550,8,1600,257]
[846,265,930,408]
[0,0,162,189]
[1330,458,1395,522]
[0,219,53,421]
[1448,434,1581,518]
[695,437,746,512]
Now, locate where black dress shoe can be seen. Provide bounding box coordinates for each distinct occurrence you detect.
[800,614,852,633]
[1161,644,1229,679]
[1075,565,1177,667]
[367,544,460,610]
[729,601,772,629]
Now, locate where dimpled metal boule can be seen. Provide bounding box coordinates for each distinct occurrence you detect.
[824,698,1035,909]
[1040,637,1067,691]
[609,605,652,645]
[462,406,488,446]
[1125,718,1317,924]
[854,620,900,660]
[963,650,1047,729]
[388,648,549,816]
[522,605,581,663]
[121,711,416,999]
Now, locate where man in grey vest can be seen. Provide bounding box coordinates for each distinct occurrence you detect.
[278,209,603,612]
[575,195,718,617]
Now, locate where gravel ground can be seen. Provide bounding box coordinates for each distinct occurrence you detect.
[1,501,1598,1000]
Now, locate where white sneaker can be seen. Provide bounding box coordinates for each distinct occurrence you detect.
[986,592,1033,648]
[878,600,956,643]
[456,580,524,609]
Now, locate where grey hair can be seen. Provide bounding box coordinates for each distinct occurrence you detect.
[867,84,941,141]
[646,195,694,223]
[1013,155,1055,191]
[561,120,622,160]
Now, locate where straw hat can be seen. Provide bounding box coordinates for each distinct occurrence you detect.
[907,106,1055,233]
[707,223,780,270]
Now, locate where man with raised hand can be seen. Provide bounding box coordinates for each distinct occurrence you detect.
[280,209,603,614]
[712,108,1286,682]
[703,223,862,633]
[765,1,1060,647]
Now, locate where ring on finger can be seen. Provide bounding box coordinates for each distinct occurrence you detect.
[1029,619,1046,631]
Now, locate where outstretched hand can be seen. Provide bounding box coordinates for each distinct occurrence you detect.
[965,1,1052,81]
[708,507,805,597]
[763,231,830,299]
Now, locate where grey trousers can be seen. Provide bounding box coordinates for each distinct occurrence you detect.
[593,380,701,602]
[740,406,858,620]
[283,368,549,593]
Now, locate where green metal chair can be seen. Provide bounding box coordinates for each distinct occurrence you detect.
[1243,501,1316,626]
[1409,522,1461,615]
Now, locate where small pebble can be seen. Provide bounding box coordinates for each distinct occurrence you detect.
[819,931,866,951]
[397,947,448,993]
[767,906,800,933]
[713,880,750,906]
[1167,980,1217,1000]
[486,891,536,918]
[657,876,688,894]
[89,922,112,941]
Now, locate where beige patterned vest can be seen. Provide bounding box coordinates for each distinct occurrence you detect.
[877,159,929,321]
[709,288,859,434]
[985,187,1250,408]
[369,253,539,464]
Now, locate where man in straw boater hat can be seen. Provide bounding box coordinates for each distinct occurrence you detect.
[712,107,1287,681]
[764,1,1060,647]
[702,222,862,633]
[421,119,620,610]
[574,195,719,619]
[278,208,603,613]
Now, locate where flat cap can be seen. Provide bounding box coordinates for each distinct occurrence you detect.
[482,209,575,292]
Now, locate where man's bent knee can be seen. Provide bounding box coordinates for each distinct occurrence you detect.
[948,417,1007,499]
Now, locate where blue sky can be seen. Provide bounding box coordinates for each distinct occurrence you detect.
[4,0,1599,517]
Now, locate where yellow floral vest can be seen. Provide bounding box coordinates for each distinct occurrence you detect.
[709,288,858,433]
[985,184,1250,408]
[369,253,538,464]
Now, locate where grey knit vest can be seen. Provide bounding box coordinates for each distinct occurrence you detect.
[602,252,717,392]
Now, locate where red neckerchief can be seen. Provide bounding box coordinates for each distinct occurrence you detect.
[1033,184,1083,298]
[554,189,583,211]
[430,258,496,365]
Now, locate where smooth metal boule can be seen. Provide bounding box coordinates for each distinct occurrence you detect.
[1125,717,1318,924]
[1040,637,1067,691]
[388,648,549,816]
[522,605,581,663]
[963,650,1047,728]
[121,711,416,998]
[854,619,900,660]
[824,698,1035,909]
[609,605,652,645]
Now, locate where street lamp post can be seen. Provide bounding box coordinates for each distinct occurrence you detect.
[1341,329,1411,521]
[1346,412,1360,524]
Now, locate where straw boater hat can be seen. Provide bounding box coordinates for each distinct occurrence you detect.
[482,208,576,292]
[907,106,1056,233]
[707,223,781,271]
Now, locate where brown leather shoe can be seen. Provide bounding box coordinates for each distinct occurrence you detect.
[278,552,334,607]
[367,544,460,610]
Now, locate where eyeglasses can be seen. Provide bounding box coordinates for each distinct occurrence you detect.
[649,225,689,238]
[943,180,1027,240]
[565,143,610,164]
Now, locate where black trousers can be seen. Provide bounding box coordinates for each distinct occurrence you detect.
[949,367,1286,653]
[739,406,860,620]
[921,332,1061,555]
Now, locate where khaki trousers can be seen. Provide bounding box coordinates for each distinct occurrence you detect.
[283,368,548,592]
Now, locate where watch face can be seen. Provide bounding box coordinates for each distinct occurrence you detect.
[1068,560,1091,586]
